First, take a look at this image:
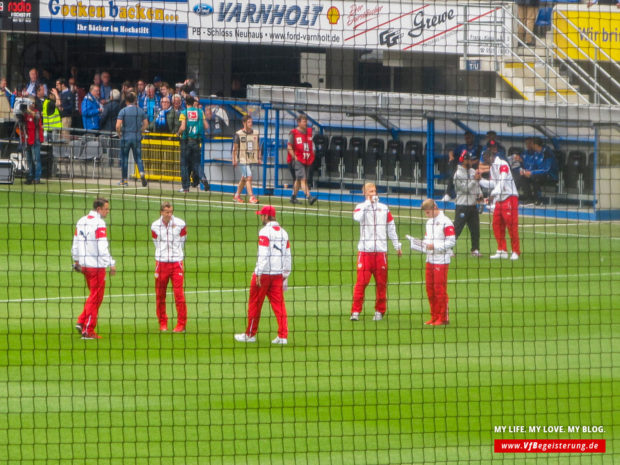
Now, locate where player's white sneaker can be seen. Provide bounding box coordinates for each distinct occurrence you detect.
[350,312,360,321]
[490,250,509,259]
[441,194,452,202]
[272,337,288,345]
[471,250,481,257]
[510,252,520,261]
[373,312,384,321]
[234,333,256,343]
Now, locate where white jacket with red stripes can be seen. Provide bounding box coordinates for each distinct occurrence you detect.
[151,215,187,263]
[424,211,456,265]
[353,200,401,253]
[71,210,115,268]
[255,221,292,277]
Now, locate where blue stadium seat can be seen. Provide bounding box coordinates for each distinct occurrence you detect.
[536,7,553,28]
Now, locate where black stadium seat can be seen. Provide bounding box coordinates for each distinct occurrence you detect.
[345,137,365,177]
[425,142,446,178]
[312,134,329,179]
[403,140,423,181]
[327,135,347,178]
[364,139,384,179]
[384,140,402,181]
[564,150,587,190]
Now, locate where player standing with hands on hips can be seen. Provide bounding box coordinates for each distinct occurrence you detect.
[151,202,188,333]
[235,206,291,345]
[408,199,456,326]
[350,183,402,321]
[72,198,116,339]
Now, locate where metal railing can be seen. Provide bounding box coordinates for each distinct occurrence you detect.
[551,9,620,105]
[462,3,620,105]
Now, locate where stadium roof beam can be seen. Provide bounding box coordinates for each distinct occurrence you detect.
[247,85,620,130]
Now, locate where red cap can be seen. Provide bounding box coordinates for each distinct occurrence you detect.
[256,205,276,217]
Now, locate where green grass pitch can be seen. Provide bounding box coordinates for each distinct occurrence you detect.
[0,181,618,464]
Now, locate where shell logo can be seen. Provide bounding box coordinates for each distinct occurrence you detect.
[327,6,340,25]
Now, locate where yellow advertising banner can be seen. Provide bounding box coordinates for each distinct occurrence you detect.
[554,7,620,62]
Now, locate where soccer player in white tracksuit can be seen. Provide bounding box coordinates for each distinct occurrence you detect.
[479,150,521,260]
[420,199,456,326]
[350,183,402,321]
[235,205,291,344]
[151,202,187,333]
[71,197,116,339]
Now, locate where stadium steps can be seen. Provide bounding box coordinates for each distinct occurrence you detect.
[499,44,587,104]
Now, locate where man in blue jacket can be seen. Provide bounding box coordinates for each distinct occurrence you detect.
[81,85,102,130]
[520,137,558,205]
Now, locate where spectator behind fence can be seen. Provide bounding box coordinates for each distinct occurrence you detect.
[26,68,47,96]
[55,79,74,139]
[514,0,539,46]
[42,92,62,140]
[116,92,148,187]
[167,94,183,134]
[149,96,172,133]
[144,84,160,122]
[100,89,121,132]
[99,71,112,103]
[519,137,558,205]
[81,85,102,130]
[0,77,15,109]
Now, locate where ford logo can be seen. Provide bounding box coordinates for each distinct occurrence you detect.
[193,3,213,15]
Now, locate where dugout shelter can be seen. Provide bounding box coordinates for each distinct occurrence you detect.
[216,85,620,221]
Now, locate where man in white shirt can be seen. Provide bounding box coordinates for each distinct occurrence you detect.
[235,205,292,344]
[479,149,521,260]
[418,199,456,326]
[71,198,116,339]
[350,183,402,321]
[151,202,187,333]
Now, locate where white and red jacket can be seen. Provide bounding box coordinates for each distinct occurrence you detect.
[424,211,456,265]
[71,210,115,268]
[480,157,518,202]
[151,215,187,263]
[353,200,402,253]
[255,221,292,277]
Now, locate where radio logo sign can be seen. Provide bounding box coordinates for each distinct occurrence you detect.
[1,0,38,31]
[379,29,402,47]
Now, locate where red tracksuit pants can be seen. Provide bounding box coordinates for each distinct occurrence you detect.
[351,252,388,315]
[426,263,449,323]
[245,274,288,338]
[493,196,520,254]
[155,261,187,327]
[77,267,107,333]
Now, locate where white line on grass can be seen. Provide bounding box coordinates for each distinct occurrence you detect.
[1,270,617,304]
[64,187,620,241]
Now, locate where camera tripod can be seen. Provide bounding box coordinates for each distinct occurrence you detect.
[1,119,28,177]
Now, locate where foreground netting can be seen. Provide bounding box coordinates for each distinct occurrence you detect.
[0,1,618,464]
